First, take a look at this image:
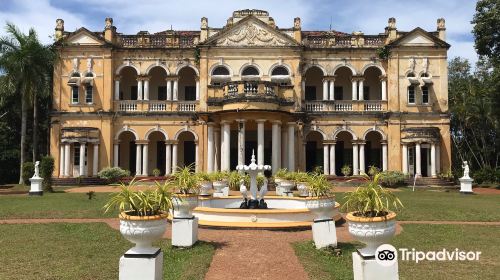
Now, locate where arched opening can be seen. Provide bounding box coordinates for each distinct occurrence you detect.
[118,131,137,175]
[363,67,382,100]
[365,131,382,170]
[333,66,353,100]
[177,131,196,170]
[148,67,168,100]
[304,66,324,101]
[178,67,197,101]
[147,131,167,175]
[305,131,324,172]
[212,66,230,76]
[211,65,231,86]
[272,66,289,76]
[335,131,354,175]
[119,66,139,100]
[242,66,259,76]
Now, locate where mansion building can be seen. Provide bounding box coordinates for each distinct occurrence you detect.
[51,9,451,179]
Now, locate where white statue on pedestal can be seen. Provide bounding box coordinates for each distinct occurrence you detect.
[459,160,473,193]
[29,161,43,195]
[461,161,470,179]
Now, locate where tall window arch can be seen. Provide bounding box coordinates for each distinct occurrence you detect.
[242,66,259,76]
[212,66,230,76]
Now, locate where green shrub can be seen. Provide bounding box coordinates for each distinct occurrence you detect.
[40,156,55,192]
[22,162,35,185]
[472,167,500,184]
[98,167,130,183]
[341,165,351,177]
[367,165,380,177]
[378,171,406,188]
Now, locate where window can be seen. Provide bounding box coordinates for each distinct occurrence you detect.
[158,86,167,100]
[408,86,415,104]
[422,86,429,104]
[363,86,370,100]
[85,86,93,104]
[271,66,289,76]
[185,86,196,101]
[71,86,79,104]
[334,86,343,100]
[212,66,230,76]
[305,86,316,101]
[242,66,259,76]
[130,86,138,100]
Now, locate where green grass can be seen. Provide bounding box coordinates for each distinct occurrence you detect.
[0,192,119,219]
[334,188,500,222]
[294,224,500,280]
[0,223,215,280]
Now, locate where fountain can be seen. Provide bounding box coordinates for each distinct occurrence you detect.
[236,151,271,209]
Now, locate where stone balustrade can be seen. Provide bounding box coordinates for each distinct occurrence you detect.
[304,100,387,112]
[115,100,198,112]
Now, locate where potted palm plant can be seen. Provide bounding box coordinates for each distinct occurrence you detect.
[103,178,173,254]
[342,174,404,256]
[294,172,310,197]
[211,171,229,196]
[171,165,200,218]
[305,173,336,220]
[274,168,288,195]
[196,172,212,196]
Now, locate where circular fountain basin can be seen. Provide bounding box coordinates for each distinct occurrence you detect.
[192,196,341,228]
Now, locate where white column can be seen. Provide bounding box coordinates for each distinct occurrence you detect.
[195,142,199,172]
[79,143,86,177]
[165,143,172,175]
[114,80,120,100]
[214,129,220,171]
[322,80,328,100]
[431,143,436,177]
[195,79,200,101]
[59,144,65,177]
[166,79,172,101]
[257,120,265,166]
[271,121,281,173]
[282,129,288,170]
[323,144,329,175]
[330,144,336,176]
[352,143,359,175]
[288,123,295,172]
[329,80,335,100]
[436,144,441,174]
[358,79,364,100]
[382,142,388,171]
[172,143,178,173]
[64,143,71,177]
[301,80,306,97]
[114,144,119,167]
[143,79,149,100]
[359,143,365,174]
[402,144,408,174]
[351,80,357,101]
[381,79,387,101]
[415,142,422,176]
[92,144,99,176]
[207,124,214,172]
[142,144,148,176]
[237,120,246,166]
[223,121,231,171]
[137,80,143,100]
[135,144,142,176]
[173,80,178,101]
[220,124,225,170]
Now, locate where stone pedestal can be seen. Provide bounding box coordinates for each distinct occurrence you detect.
[119,249,163,280]
[459,177,474,194]
[352,251,398,280]
[172,217,198,247]
[222,186,229,197]
[29,176,43,196]
[213,191,224,198]
[312,219,337,249]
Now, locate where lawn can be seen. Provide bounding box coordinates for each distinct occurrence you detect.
[334,188,500,222]
[0,192,118,219]
[294,224,500,280]
[0,223,215,280]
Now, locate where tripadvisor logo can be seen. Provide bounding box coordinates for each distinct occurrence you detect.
[375,244,482,265]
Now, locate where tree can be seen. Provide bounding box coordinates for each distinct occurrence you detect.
[0,23,54,184]
[472,0,500,63]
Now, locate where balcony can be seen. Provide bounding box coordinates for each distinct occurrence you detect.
[304,100,387,112]
[114,101,198,112]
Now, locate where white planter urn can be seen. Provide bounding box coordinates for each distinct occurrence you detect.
[297,183,309,197]
[199,181,212,196]
[305,197,336,220]
[212,180,228,197]
[172,195,199,218]
[346,211,397,257]
[119,212,168,254]
[280,180,295,196]
[274,178,283,195]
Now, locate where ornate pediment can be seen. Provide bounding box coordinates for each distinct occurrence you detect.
[206,16,298,47]
[390,28,449,48]
[65,28,106,46]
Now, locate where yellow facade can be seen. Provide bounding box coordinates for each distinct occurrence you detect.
[51,10,451,178]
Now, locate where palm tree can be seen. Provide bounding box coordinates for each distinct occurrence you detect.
[0,23,55,184]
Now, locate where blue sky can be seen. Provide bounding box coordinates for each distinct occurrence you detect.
[0,0,478,64]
